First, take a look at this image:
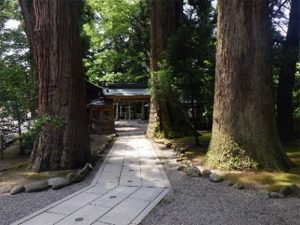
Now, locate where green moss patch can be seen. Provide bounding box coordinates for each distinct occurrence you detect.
[0,141,76,187]
[172,132,300,195]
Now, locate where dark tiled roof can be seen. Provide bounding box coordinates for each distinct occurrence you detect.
[102,88,149,96]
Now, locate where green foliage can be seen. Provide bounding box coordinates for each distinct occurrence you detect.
[0,0,36,146]
[21,115,65,150]
[0,0,19,30]
[83,0,150,83]
[151,0,216,134]
[271,0,300,122]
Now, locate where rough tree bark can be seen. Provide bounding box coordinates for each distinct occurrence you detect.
[19,0,90,172]
[205,0,291,170]
[147,0,192,138]
[276,0,300,142]
[19,0,38,118]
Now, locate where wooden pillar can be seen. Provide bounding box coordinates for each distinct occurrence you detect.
[141,101,145,120]
[115,102,119,120]
[120,105,123,118]
[128,104,131,120]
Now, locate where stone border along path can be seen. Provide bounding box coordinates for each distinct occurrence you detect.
[12,133,171,225]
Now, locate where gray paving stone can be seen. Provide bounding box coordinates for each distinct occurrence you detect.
[13,129,171,225]
[129,187,164,201]
[20,212,64,225]
[97,174,120,186]
[92,222,111,225]
[56,204,109,225]
[90,186,138,208]
[99,198,150,225]
[86,185,115,195]
[142,178,169,188]
[47,192,99,215]
[119,176,142,187]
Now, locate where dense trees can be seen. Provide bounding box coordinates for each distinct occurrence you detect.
[0,0,35,155]
[147,0,194,138]
[147,0,216,139]
[19,0,90,172]
[0,0,299,173]
[147,0,181,138]
[205,0,291,170]
[276,0,300,142]
[83,0,150,83]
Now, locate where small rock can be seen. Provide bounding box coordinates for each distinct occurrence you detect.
[185,166,201,177]
[78,163,93,177]
[184,160,193,167]
[72,174,85,183]
[66,172,77,183]
[233,183,244,190]
[279,186,292,196]
[171,143,177,149]
[176,156,188,162]
[165,143,172,148]
[158,144,167,150]
[201,170,211,178]
[178,147,187,153]
[290,183,299,192]
[0,185,13,194]
[25,180,49,192]
[268,191,284,198]
[108,135,114,142]
[10,185,25,195]
[209,173,223,183]
[177,165,187,171]
[48,177,69,190]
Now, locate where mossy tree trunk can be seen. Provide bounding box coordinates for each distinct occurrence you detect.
[205,0,291,171]
[147,0,192,139]
[276,0,300,142]
[20,0,90,172]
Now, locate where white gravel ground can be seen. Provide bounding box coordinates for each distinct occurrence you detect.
[140,146,300,225]
[0,160,102,225]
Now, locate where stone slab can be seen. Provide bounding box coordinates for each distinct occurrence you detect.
[12,129,171,225]
[129,187,164,202]
[56,204,109,225]
[119,175,142,187]
[98,198,150,225]
[85,185,115,195]
[90,186,138,208]
[47,192,99,215]
[19,212,64,225]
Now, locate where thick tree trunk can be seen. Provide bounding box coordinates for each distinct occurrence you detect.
[20,0,90,172]
[18,0,35,50]
[15,105,24,154]
[276,0,300,142]
[147,0,179,138]
[205,0,291,171]
[147,0,192,138]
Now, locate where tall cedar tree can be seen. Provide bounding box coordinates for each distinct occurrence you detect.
[205,0,291,170]
[147,0,193,138]
[277,0,300,142]
[19,0,90,172]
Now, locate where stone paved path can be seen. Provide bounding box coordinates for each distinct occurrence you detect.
[12,122,170,225]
